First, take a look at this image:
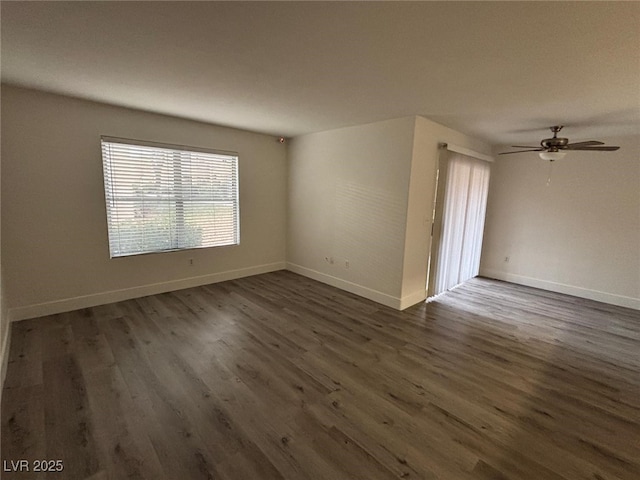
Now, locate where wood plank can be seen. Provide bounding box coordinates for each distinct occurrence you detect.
[2,272,639,479]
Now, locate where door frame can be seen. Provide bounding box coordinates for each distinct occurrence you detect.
[426,149,449,298]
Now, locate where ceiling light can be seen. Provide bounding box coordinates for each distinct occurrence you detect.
[539,151,567,161]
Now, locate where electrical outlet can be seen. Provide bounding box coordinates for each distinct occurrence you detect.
[345,260,349,269]
[189,258,194,266]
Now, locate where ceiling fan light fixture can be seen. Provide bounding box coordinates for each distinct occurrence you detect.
[539,151,567,161]
[499,126,620,158]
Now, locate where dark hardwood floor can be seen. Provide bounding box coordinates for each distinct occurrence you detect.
[2,271,639,479]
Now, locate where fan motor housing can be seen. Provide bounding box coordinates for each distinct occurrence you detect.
[542,137,568,148]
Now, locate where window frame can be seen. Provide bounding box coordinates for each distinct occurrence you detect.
[100,136,240,258]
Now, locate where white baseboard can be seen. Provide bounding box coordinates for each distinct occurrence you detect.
[480,269,640,310]
[286,262,403,310]
[9,262,287,322]
[399,290,427,310]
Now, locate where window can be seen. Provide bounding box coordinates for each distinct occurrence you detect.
[101,137,239,258]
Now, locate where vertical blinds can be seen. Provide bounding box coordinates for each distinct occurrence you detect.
[101,137,239,258]
[434,152,490,295]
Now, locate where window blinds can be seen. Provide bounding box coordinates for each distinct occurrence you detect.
[101,137,239,258]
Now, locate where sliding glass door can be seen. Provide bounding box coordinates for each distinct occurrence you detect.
[428,151,491,297]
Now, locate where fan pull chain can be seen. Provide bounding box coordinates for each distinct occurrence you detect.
[546,161,554,186]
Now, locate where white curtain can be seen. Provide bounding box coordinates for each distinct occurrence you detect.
[434,152,491,295]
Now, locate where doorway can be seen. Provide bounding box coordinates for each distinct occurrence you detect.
[427,148,491,298]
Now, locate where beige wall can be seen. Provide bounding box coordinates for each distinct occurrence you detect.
[287,115,491,309]
[287,117,416,307]
[1,86,288,319]
[481,134,640,309]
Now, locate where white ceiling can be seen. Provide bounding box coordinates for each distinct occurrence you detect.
[2,1,639,145]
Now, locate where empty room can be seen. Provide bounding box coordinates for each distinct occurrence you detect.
[1,2,639,480]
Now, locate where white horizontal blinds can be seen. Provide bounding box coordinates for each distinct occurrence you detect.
[101,138,239,258]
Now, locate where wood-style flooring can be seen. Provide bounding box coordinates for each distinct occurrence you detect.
[2,271,639,479]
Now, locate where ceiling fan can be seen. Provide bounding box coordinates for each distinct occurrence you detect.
[499,126,620,161]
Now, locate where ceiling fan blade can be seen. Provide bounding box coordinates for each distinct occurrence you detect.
[565,141,605,148]
[498,149,544,155]
[510,145,540,149]
[568,146,620,151]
